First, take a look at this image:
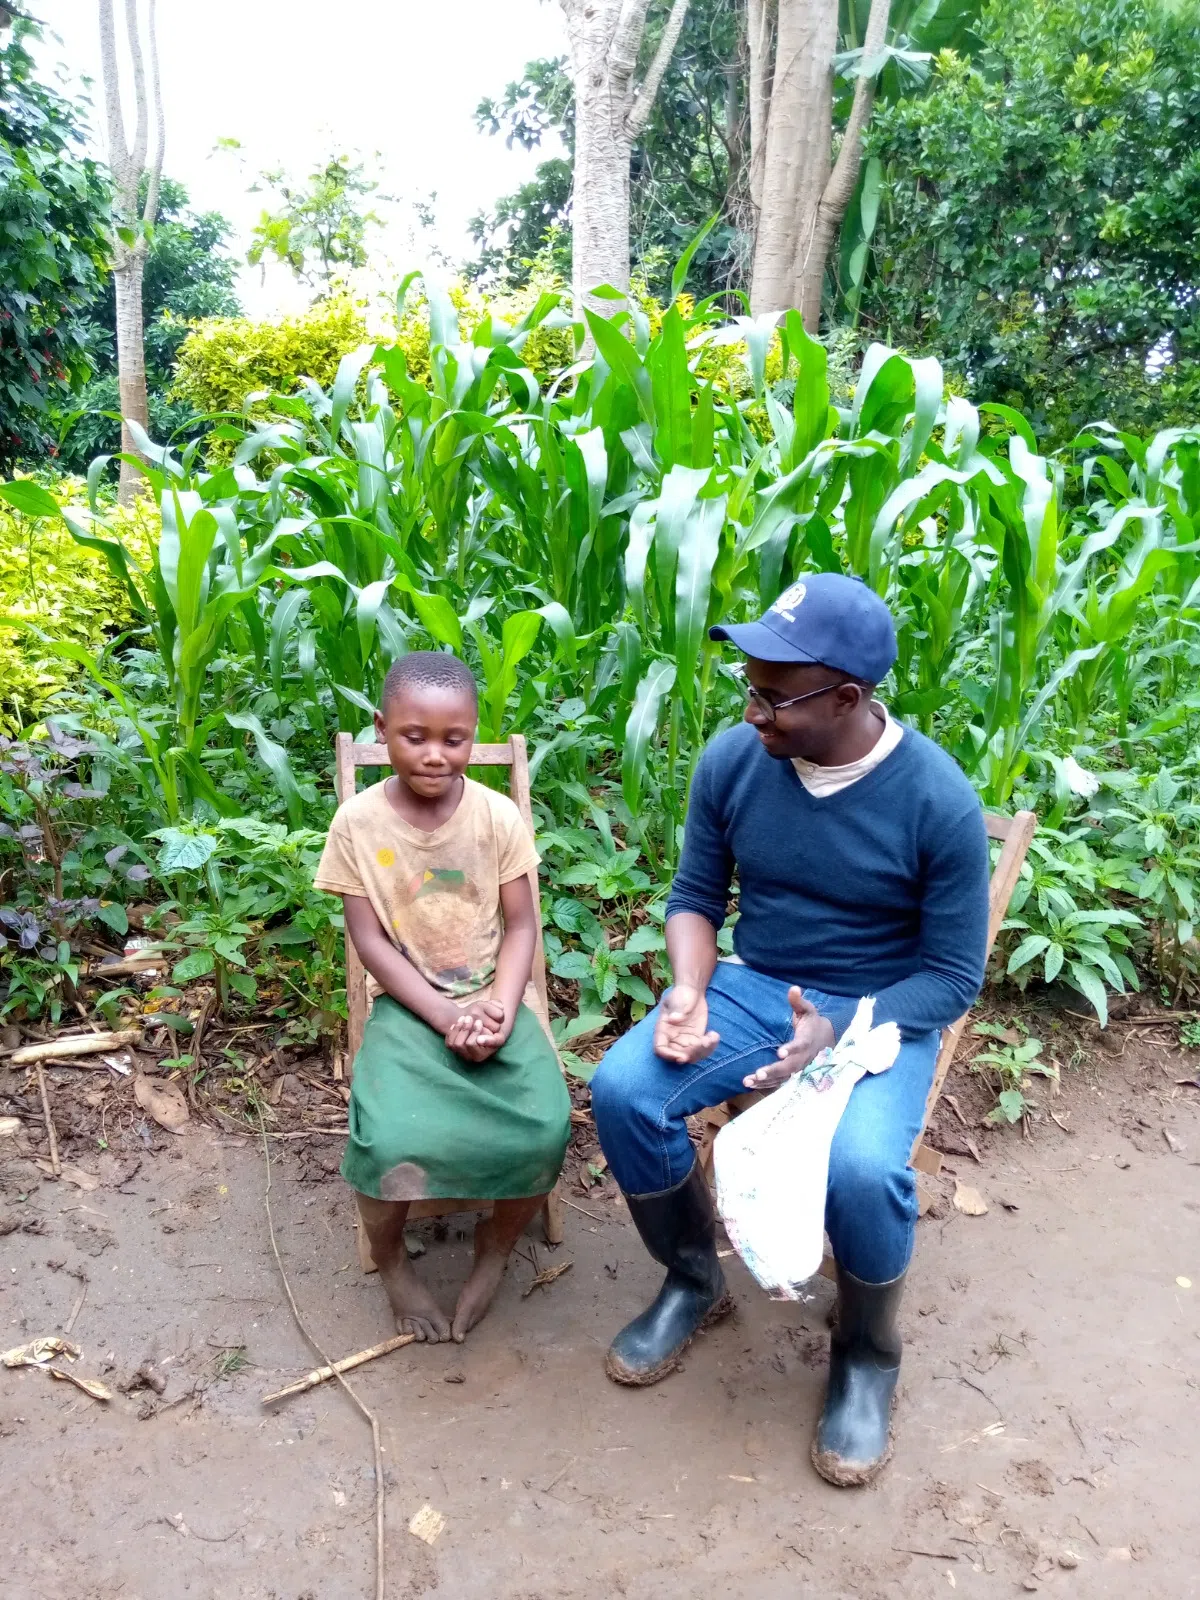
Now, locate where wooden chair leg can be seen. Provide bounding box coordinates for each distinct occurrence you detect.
[542,1183,564,1245]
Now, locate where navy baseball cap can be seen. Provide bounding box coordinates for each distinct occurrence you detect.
[709,572,897,683]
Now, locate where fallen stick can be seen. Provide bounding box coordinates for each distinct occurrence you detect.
[63,1281,88,1337]
[261,1331,417,1405]
[1112,1011,1191,1025]
[11,1030,141,1066]
[560,1196,606,1222]
[256,1105,387,1600]
[35,1063,60,1178]
[80,954,166,981]
[521,1260,573,1298]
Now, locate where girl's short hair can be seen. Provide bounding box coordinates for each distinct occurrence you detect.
[381,651,478,712]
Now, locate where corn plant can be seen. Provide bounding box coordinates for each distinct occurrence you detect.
[25,248,1194,1025]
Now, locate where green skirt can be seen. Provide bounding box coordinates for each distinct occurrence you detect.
[341,995,571,1202]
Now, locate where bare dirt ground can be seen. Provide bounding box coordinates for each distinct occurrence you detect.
[2,1016,1198,1600]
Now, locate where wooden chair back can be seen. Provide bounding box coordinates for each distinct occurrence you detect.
[910,807,1037,1174]
[332,730,563,1252]
[695,809,1038,1192]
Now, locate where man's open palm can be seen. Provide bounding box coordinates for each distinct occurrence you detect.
[654,984,720,1064]
[742,987,835,1090]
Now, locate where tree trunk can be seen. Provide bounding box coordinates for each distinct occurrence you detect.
[749,0,836,323]
[794,0,890,325]
[113,252,149,496]
[99,0,164,505]
[748,0,890,330]
[560,0,690,318]
[746,0,774,214]
[565,0,636,312]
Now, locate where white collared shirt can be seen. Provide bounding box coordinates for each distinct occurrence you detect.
[790,701,903,797]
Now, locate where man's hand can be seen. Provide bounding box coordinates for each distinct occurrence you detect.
[742,987,834,1090]
[445,998,509,1063]
[653,983,720,1064]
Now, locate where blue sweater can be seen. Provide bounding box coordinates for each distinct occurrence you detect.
[665,722,991,1040]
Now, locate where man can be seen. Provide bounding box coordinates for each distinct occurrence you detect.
[590,573,990,1485]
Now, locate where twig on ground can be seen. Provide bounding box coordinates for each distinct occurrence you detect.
[895,1547,959,1560]
[933,1364,1003,1417]
[250,1128,346,1140]
[80,954,166,981]
[521,1261,573,1298]
[11,1030,141,1065]
[560,1197,606,1222]
[261,1331,416,1405]
[189,997,216,1111]
[35,1063,60,1177]
[1063,1408,1087,1453]
[541,1454,577,1493]
[299,1071,349,1104]
[257,1105,385,1600]
[63,1279,88,1336]
[1113,1011,1190,1025]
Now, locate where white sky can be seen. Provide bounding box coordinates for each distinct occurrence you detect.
[34,0,568,318]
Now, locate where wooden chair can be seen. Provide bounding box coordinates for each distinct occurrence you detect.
[694,809,1038,1219]
[333,730,565,1270]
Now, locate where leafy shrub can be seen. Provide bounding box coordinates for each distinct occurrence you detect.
[970,1019,1059,1125]
[0,483,154,734]
[0,21,111,472]
[170,296,370,417]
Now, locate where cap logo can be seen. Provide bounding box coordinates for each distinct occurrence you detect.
[770,581,807,624]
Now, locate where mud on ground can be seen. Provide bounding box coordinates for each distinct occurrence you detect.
[1,1011,1198,1600]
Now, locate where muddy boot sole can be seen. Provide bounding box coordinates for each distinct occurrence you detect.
[604,1291,735,1387]
[809,1395,897,1486]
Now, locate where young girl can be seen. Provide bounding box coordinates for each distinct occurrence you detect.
[314,652,570,1344]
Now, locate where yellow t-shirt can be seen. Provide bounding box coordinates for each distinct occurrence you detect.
[314,776,539,1004]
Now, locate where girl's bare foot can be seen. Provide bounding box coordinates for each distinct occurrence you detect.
[380,1252,452,1343]
[450,1195,549,1342]
[450,1241,508,1342]
[356,1191,451,1342]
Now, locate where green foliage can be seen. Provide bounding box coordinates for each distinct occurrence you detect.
[970,1018,1058,1124]
[472,0,748,298]
[247,153,383,294]
[170,296,369,419]
[862,0,1200,441]
[0,483,152,733]
[6,254,1200,1037]
[56,177,241,472]
[473,0,982,305]
[1093,768,1200,998]
[0,720,140,1021]
[0,21,112,472]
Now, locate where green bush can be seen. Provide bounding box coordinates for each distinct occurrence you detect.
[170,296,370,417]
[171,279,578,423]
[0,484,154,734]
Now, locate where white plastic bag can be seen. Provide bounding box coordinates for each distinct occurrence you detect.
[712,997,901,1299]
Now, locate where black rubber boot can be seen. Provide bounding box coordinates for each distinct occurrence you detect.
[811,1266,905,1486]
[605,1163,734,1386]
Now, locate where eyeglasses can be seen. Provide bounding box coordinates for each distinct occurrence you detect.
[744,682,840,723]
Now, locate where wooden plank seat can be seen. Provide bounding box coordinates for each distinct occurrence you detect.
[334,731,566,1270]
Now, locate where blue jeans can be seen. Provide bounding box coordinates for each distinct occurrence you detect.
[590,962,939,1284]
